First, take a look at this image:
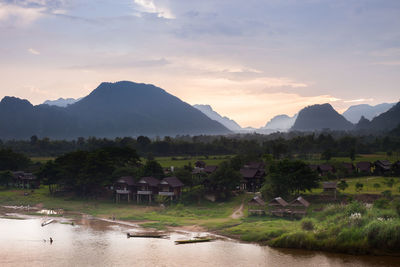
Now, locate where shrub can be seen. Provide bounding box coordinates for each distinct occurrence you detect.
[395,201,400,217]
[345,201,366,216]
[364,220,400,251]
[374,199,390,209]
[381,190,393,200]
[301,219,315,231]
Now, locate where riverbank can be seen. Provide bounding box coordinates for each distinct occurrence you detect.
[1,187,400,257]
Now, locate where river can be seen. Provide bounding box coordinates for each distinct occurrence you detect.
[0,215,399,267]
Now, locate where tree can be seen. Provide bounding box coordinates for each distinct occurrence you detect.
[0,149,31,171]
[383,178,395,188]
[209,161,241,199]
[321,149,332,161]
[261,160,320,199]
[143,160,164,179]
[349,148,356,162]
[173,168,193,188]
[36,161,61,195]
[337,180,349,192]
[373,183,381,191]
[355,182,364,192]
[0,170,13,187]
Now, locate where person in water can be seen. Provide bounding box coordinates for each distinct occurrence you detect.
[49,237,53,244]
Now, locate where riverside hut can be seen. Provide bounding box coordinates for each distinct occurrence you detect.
[136,177,160,204]
[158,176,184,200]
[248,196,266,215]
[288,196,310,217]
[268,197,288,216]
[114,176,136,203]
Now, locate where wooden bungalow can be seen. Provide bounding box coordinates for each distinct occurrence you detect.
[356,161,372,174]
[268,197,289,216]
[114,176,136,203]
[288,196,310,217]
[12,171,39,189]
[239,168,265,192]
[158,176,184,200]
[248,196,266,215]
[374,160,392,175]
[318,164,335,176]
[136,177,160,204]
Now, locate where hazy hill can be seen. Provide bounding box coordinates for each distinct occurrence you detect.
[0,81,230,139]
[43,97,82,107]
[291,103,354,131]
[262,114,297,131]
[356,102,400,132]
[193,104,242,132]
[342,103,395,123]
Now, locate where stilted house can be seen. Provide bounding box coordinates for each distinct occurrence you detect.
[114,176,136,203]
[158,176,184,200]
[268,197,289,216]
[248,196,266,215]
[240,168,265,192]
[288,196,310,217]
[136,177,160,204]
[12,171,39,189]
[374,160,392,175]
[240,162,266,192]
[356,161,372,174]
[318,164,335,176]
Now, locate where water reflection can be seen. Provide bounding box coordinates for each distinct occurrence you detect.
[0,217,399,267]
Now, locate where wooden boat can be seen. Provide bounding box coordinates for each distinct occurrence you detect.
[127,232,165,238]
[41,219,54,227]
[175,238,213,244]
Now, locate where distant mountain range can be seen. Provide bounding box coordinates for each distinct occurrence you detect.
[0,81,230,139]
[262,114,297,131]
[43,97,82,107]
[193,104,242,132]
[292,103,354,131]
[342,103,395,123]
[356,102,400,132]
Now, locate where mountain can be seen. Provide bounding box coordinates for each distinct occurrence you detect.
[193,104,242,132]
[262,114,297,131]
[291,103,354,131]
[0,81,231,139]
[342,103,395,123]
[356,102,400,132]
[43,97,82,107]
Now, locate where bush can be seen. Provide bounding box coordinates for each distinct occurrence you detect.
[345,201,366,216]
[301,219,315,231]
[395,201,400,217]
[381,190,393,200]
[374,199,390,209]
[364,220,400,251]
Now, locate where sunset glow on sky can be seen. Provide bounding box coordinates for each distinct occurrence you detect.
[1,0,399,127]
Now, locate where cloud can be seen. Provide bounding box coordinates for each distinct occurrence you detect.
[133,0,175,19]
[28,48,40,55]
[344,98,374,103]
[372,61,400,66]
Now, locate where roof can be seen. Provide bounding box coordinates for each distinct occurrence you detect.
[323,182,337,189]
[240,168,259,179]
[268,197,288,207]
[356,161,372,170]
[161,176,184,188]
[204,165,218,173]
[12,171,36,180]
[245,162,265,169]
[248,196,266,206]
[116,176,135,186]
[289,196,310,207]
[375,160,392,171]
[138,177,160,187]
[319,164,334,172]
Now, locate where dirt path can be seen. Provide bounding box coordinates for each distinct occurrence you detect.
[230,203,244,219]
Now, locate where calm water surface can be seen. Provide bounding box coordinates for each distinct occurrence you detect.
[0,215,400,267]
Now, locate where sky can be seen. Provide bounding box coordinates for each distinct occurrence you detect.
[0,0,399,128]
